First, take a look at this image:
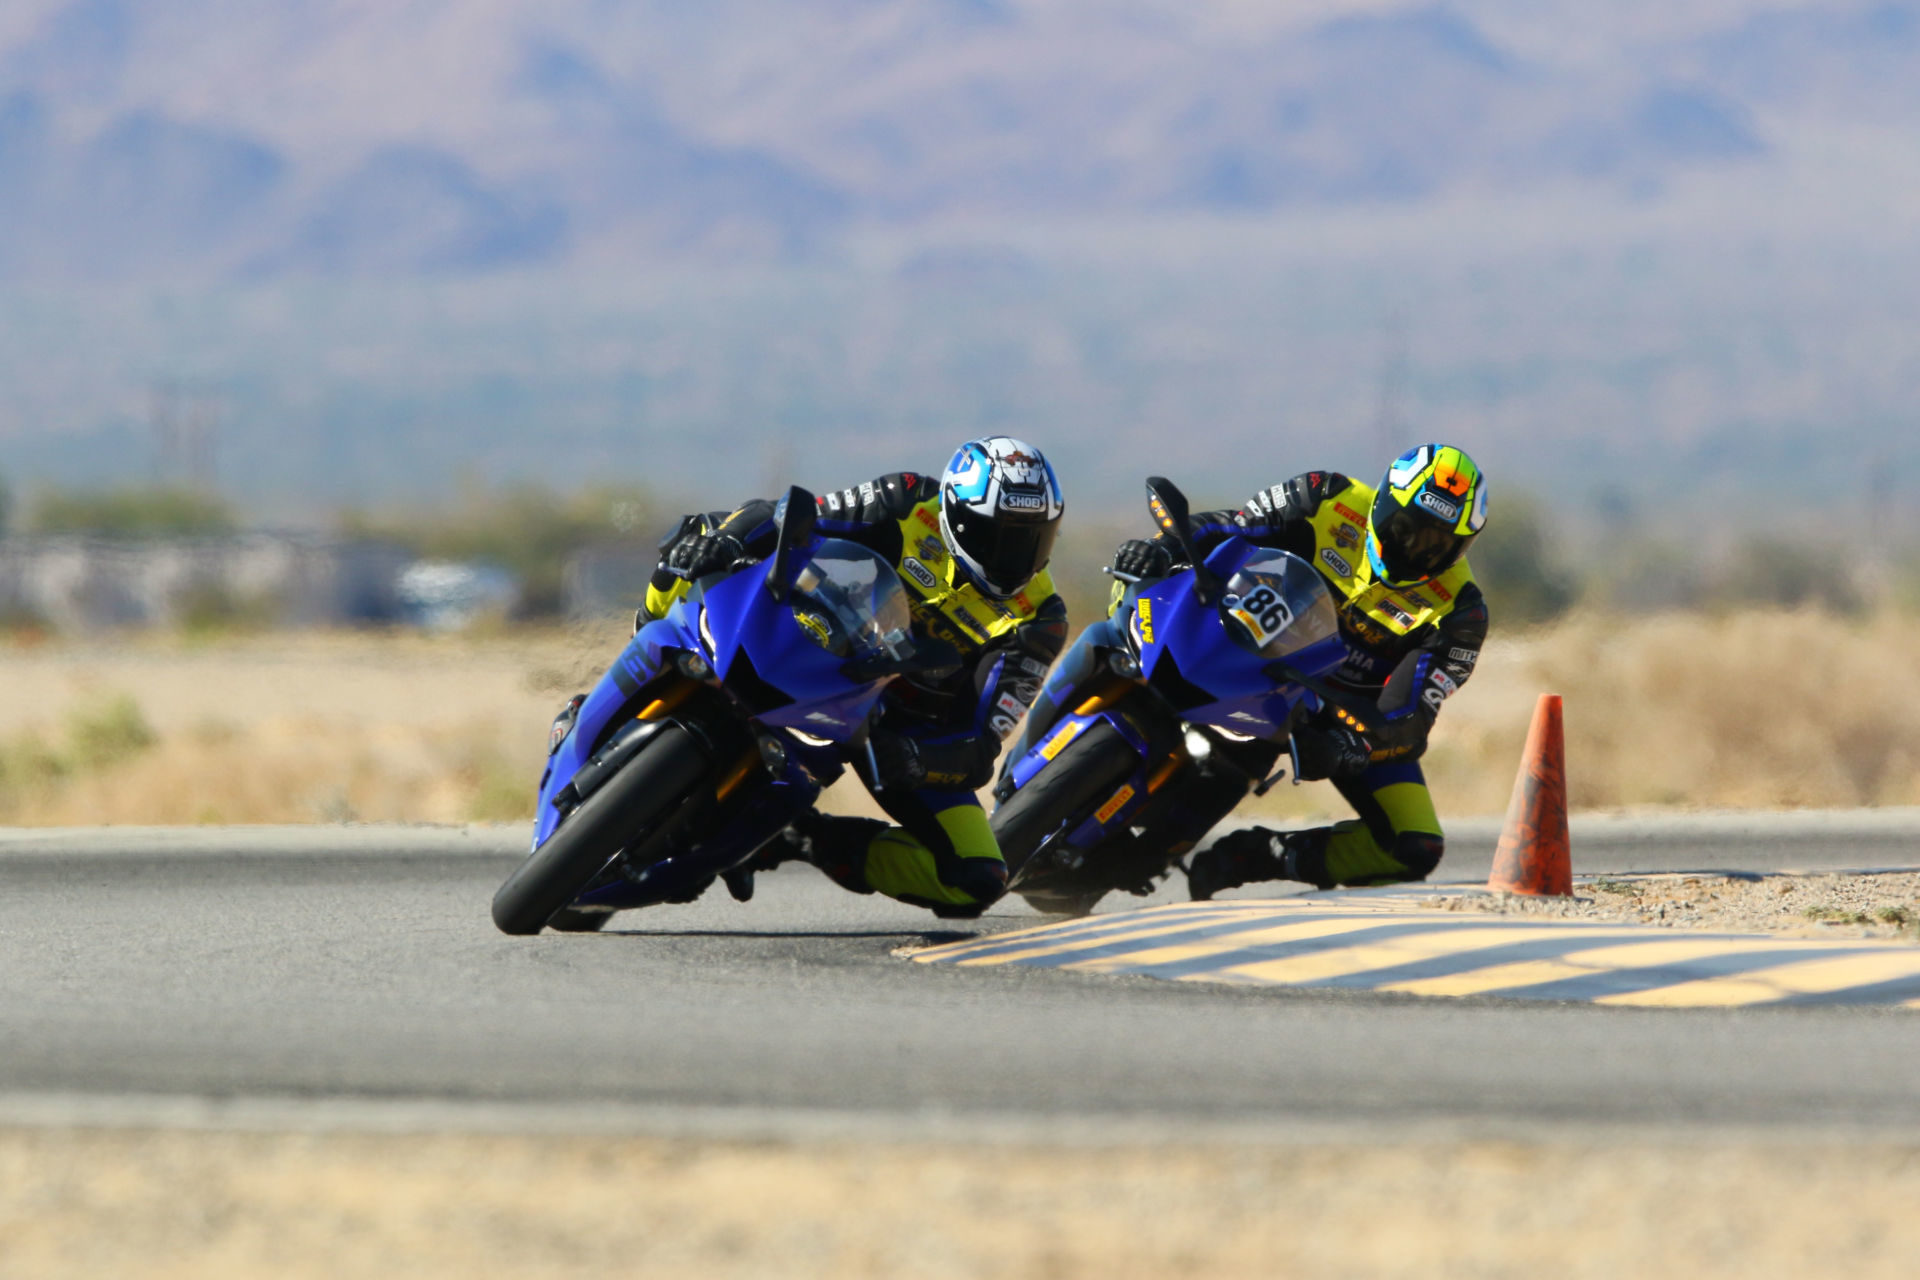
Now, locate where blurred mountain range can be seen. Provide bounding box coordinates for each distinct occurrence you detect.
[2,0,1916,277]
[2,1,1919,536]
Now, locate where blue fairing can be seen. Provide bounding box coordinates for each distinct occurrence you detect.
[1002,536,1348,850]
[699,566,887,736]
[532,601,702,849]
[1129,540,1346,737]
[532,537,907,881]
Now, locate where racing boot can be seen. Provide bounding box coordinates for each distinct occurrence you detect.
[757,808,884,897]
[719,866,758,903]
[1187,826,1333,900]
[718,811,861,903]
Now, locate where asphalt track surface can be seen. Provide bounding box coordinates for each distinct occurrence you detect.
[4,816,1920,1137]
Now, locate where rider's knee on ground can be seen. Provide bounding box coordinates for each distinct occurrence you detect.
[1394,830,1445,880]
[943,854,1009,906]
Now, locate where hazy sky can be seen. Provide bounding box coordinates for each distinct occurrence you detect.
[0,1,1915,532]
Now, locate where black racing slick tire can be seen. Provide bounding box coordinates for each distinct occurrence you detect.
[991,721,1139,915]
[491,726,708,936]
[1024,889,1106,918]
[547,907,613,933]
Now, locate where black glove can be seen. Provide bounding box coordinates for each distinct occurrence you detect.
[1362,713,1430,763]
[866,731,927,791]
[1290,722,1372,782]
[667,532,746,580]
[1112,538,1174,581]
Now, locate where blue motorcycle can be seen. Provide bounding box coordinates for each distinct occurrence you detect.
[990,477,1361,915]
[491,488,947,935]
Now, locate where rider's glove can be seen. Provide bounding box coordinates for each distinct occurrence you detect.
[1362,714,1430,763]
[668,532,746,580]
[866,730,927,791]
[1290,723,1373,782]
[1112,539,1174,581]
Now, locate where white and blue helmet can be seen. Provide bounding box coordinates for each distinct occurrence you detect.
[938,436,1065,597]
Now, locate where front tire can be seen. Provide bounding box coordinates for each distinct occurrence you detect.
[491,726,708,935]
[991,721,1140,915]
[1018,889,1107,918]
[547,907,613,933]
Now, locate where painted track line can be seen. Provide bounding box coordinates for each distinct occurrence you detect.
[913,897,1920,1007]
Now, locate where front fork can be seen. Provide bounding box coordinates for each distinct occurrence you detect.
[1001,617,1128,791]
[1010,690,1286,888]
[569,743,822,911]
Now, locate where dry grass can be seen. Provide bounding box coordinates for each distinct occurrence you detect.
[3,1128,1919,1280]
[1506,609,1920,810]
[0,607,1910,825]
[1256,607,1920,822]
[0,626,613,825]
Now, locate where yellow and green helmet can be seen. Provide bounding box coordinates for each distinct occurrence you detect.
[1366,444,1489,585]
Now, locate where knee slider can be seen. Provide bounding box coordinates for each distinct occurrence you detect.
[946,856,1009,907]
[1394,832,1445,880]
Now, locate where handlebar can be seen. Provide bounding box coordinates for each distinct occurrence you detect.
[841,637,964,683]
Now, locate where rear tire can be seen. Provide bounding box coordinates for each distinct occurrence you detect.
[991,721,1140,912]
[491,726,708,935]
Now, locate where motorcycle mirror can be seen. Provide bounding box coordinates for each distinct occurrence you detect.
[1144,476,1223,606]
[1144,476,1192,547]
[764,486,819,603]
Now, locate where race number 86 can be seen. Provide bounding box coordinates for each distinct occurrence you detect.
[1232,585,1294,644]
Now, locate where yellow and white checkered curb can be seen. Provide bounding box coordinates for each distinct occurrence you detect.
[915,892,1920,1007]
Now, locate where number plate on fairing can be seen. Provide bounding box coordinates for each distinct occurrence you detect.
[1227,585,1295,648]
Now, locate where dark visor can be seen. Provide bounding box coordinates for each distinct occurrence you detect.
[1371,493,1468,584]
[951,510,1060,596]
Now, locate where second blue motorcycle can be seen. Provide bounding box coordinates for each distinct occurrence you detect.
[990,477,1359,915]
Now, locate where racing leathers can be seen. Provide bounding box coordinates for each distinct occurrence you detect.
[643,472,1069,916]
[1017,469,1486,890]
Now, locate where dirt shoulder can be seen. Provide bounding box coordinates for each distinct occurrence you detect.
[3,1128,1919,1280]
[1427,872,1920,942]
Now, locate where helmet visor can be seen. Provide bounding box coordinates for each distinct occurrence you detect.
[949,509,1060,596]
[1370,492,1470,584]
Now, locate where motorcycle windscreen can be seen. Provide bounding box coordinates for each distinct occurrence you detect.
[709,538,912,737]
[1217,550,1341,670]
[786,541,914,661]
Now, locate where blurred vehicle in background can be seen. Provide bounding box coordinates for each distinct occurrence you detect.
[395,561,520,631]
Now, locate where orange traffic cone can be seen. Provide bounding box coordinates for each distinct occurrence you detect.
[1487,693,1572,896]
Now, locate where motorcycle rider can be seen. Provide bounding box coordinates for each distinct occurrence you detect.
[633,436,1068,917]
[1023,444,1488,896]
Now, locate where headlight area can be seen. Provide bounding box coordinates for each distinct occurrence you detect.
[1182,725,1214,763]
[756,731,789,776]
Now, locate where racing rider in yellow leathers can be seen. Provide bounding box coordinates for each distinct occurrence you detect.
[636,437,1069,917]
[1100,444,1489,896]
